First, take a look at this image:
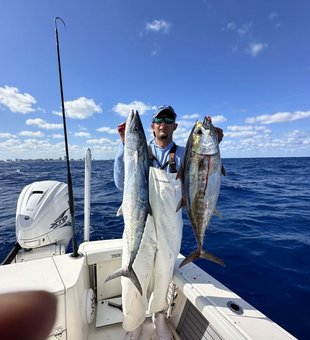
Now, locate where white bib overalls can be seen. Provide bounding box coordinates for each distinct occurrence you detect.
[121,167,183,331]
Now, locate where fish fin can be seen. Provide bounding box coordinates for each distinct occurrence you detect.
[176,166,182,181]
[148,202,153,216]
[105,266,143,296]
[116,205,123,216]
[176,197,184,212]
[214,208,222,220]
[221,164,226,176]
[179,248,225,268]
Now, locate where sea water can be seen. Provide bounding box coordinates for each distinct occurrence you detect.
[0,158,309,340]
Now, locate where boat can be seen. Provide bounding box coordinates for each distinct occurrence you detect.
[0,148,297,340]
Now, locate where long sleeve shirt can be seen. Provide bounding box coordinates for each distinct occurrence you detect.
[114,139,185,190]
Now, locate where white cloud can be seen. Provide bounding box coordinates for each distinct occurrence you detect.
[0,137,89,159]
[225,22,270,58]
[227,22,236,30]
[146,20,171,33]
[226,22,253,36]
[255,126,272,133]
[269,12,279,20]
[237,22,253,37]
[283,130,305,138]
[151,47,160,56]
[227,125,272,134]
[176,115,226,126]
[0,133,17,138]
[303,138,310,145]
[225,130,258,138]
[74,132,91,138]
[49,134,63,139]
[219,123,310,157]
[92,145,120,156]
[245,111,310,124]
[0,139,21,148]
[53,97,102,119]
[26,118,63,130]
[211,115,227,124]
[247,42,268,57]
[113,101,156,117]
[23,139,51,149]
[87,138,119,145]
[37,107,46,113]
[96,127,118,134]
[173,127,190,140]
[177,120,197,128]
[228,126,253,132]
[224,124,274,139]
[0,85,37,114]
[19,131,44,137]
[181,114,200,119]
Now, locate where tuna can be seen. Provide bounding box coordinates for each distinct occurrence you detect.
[105,110,150,295]
[176,116,225,268]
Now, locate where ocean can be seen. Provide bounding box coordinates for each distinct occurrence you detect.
[0,157,309,340]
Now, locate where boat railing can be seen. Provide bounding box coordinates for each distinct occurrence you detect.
[84,148,92,242]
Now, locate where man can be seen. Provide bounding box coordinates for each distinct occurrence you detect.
[114,105,185,188]
[114,105,223,340]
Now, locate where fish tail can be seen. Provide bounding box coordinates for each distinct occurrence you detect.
[201,249,225,267]
[179,249,201,268]
[179,248,225,268]
[104,266,143,295]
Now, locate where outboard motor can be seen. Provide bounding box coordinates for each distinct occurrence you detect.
[2,181,73,264]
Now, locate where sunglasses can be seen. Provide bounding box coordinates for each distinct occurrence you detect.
[154,117,175,125]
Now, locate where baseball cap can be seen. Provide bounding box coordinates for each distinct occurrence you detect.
[152,105,177,123]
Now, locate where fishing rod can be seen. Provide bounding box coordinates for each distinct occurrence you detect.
[54,17,79,258]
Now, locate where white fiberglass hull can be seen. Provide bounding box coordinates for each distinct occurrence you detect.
[0,238,297,340]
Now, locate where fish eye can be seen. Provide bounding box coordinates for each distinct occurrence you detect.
[133,126,139,133]
[196,128,202,135]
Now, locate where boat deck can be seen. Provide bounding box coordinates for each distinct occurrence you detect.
[89,294,179,340]
[88,315,179,340]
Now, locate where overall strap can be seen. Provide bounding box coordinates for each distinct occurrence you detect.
[148,145,155,167]
[148,143,177,172]
[168,143,177,173]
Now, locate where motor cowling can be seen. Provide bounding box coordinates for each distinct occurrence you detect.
[16,181,72,250]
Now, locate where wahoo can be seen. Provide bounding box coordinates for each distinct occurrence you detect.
[105,110,150,295]
[176,116,225,268]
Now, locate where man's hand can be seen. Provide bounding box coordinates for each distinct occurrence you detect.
[206,116,224,144]
[0,291,57,340]
[118,122,126,145]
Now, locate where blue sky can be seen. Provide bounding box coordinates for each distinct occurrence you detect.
[0,0,309,160]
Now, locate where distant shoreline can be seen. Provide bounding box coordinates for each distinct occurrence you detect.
[0,156,309,162]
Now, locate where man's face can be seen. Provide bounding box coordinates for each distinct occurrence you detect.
[151,112,178,140]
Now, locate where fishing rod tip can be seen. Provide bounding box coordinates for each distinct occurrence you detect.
[54,17,66,28]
